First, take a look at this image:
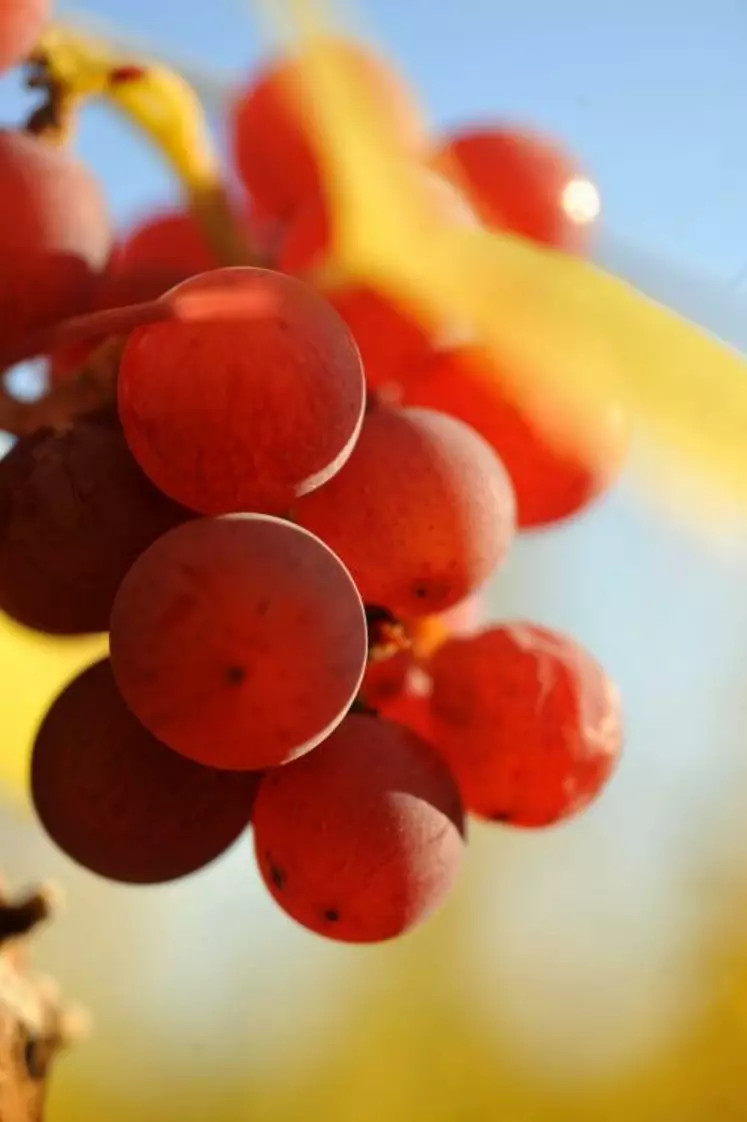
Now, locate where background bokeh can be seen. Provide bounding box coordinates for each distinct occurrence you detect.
[3,2,747,1119]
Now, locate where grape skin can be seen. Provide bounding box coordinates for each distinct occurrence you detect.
[253,712,465,943]
[428,623,622,826]
[31,659,261,885]
[0,131,111,356]
[435,126,596,253]
[295,405,516,619]
[0,0,48,74]
[0,421,191,635]
[232,38,426,223]
[118,267,366,516]
[109,514,368,771]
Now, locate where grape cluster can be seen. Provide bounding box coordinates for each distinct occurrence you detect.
[0,20,625,944]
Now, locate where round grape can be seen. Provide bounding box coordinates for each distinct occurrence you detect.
[435,126,598,252]
[118,209,223,277]
[31,659,260,884]
[428,623,622,826]
[0,420,190,635]
[401,345,628,528]
[118,267,365,515]
[295,405,516,618]
[0,0,48,74]
[109,514,368,771]
[0,131,111,357]
[232,38,426,222]
[253,712,464,943]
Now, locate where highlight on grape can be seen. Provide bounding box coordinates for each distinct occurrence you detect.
[0,3,625,945]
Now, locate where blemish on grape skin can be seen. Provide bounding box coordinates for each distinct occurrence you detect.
[225,665,246,685]
[267,861,286,890]
[323,908,340,923]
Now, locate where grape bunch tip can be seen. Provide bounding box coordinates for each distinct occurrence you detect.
[0,6,624,950]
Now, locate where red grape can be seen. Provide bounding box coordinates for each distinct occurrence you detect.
[379,685,433,743]
[435,126,598,252]
[231,38,426,223]
[401,345,628,528]
[31,659,260,884]
[0,131,111,357]
[360,649,412,708]
[253,712,464,943]
[294,405,516,618]
[118,267,365,515]
[428,623,622,826]
[0,0,48,74]
[117,209,223,277]
[109,514,368,771]
[0,420,190,635]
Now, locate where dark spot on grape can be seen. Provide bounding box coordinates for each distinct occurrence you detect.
[323,908,340,923]
[413,584,428,599]
[489,810,511,823]
[225,666,245,685]
[268,862,286,890]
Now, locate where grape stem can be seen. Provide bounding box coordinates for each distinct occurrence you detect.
[0,284,281,435]
[26,26,263,267]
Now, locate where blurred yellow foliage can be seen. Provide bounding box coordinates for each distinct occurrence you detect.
[42,869,747,1122]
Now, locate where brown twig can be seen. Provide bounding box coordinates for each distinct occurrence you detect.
[0,880,88,1122]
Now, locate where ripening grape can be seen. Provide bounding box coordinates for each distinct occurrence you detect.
[253,712,464,943]
[0,0,48,74]
[435,126,598,252]
[0,131,111,356]
[232,37,426,223]
[118,209,223,277]
[295,405,516,618]
[428,623,622,826]
[31,660,260,884]
[118,267,365,515]
[401,345,629,528]
[109,515,368,771]
[0,421,190,634]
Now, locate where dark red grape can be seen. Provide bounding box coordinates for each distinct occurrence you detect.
[31,659,261,885]
[0,420,190,634]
